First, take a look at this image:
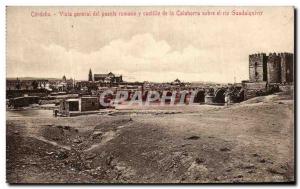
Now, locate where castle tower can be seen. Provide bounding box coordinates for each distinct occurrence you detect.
[88,69,93,81]
[280,53,294,84]
[267,53,281,83]
[249,53,267,82]
[248,52,294,84]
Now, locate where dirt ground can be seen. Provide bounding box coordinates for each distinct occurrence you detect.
[6,92,294,183]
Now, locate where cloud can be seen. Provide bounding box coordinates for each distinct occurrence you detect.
[7,33,247,82]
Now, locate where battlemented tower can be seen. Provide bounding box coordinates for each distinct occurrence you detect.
[249,53,267,82]
[267,53,282,83]
[249,52,294,84]
[279,53,294,84]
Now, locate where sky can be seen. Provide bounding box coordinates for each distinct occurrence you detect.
[6,6,294,83]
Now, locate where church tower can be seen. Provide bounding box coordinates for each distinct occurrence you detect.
[88,69,93,81]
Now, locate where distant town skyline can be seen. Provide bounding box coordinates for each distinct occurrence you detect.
[7,7,294,83]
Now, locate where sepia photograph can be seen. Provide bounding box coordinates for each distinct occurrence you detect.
[6,6,295,184]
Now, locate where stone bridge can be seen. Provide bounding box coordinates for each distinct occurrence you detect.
[192,86,244,104]
[142,86,243,104]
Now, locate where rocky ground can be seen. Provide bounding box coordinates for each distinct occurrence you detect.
[6,92,294,183]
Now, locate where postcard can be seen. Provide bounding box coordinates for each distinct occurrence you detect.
[6,6,295,184]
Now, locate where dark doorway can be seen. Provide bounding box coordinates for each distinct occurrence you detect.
[69,101,79,111]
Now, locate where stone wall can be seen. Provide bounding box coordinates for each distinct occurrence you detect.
[81,97,99,111]
[243,82,267,100]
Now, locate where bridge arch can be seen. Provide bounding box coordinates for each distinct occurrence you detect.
[214,88,227,103]
[193,90,205,103]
